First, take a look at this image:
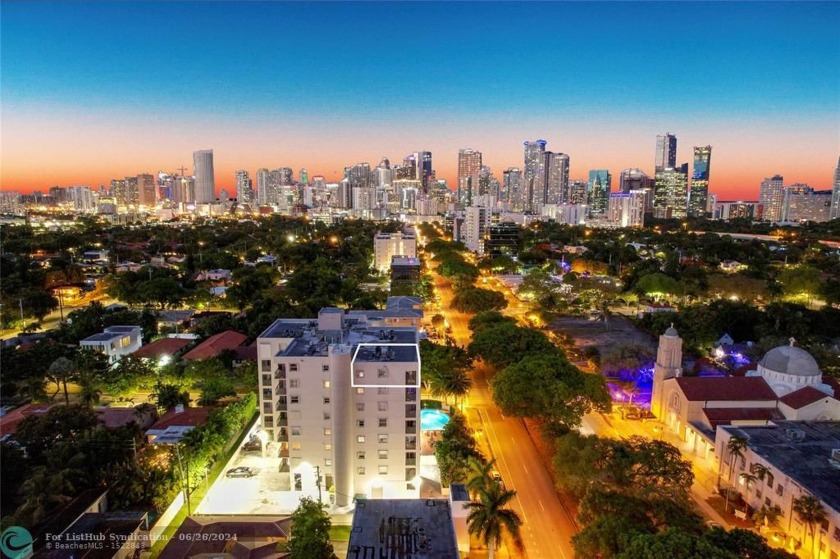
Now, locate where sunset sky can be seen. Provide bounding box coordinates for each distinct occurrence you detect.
[2,2,838,201]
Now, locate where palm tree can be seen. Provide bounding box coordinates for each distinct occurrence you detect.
[77,375,102,406]
[47,356,76,404]
[14,467,75,526]
[792,494,827,559]
[753,504,782,529]
[722,435,748,513]
[466,457,496,496]
[442,368,472,410]
[466,484,524,559]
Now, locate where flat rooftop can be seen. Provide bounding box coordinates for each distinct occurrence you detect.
[722,421,840,513]
[348,499,459,559]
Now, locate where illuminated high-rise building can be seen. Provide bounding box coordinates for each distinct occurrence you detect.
[831,157,840,220]
[759,175,785,222]
[256,168,271,205]
[653,164,689,219]
[124,176,139,206]
[688,146,712,217]
[137,173,156,206]
[655,133,677,170]
[299,168,309,186]
[567,179,588,205]
[619,168,649,193]
[457,148,482,208]
[544,152,570,205]
[412,151,433,193]
[193,149,216,203]
[235,170,252,204]
[110,179,127,206]
[587,169,612,216]
[503,167,522,207]
[523,140,547,212]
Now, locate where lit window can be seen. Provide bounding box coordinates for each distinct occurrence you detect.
[356,388,365,394]
[357,435,366,443]
[291,443,301,451]
[357,467,366,475]
[378,434,388,444]
[291,427,301,436]
[324,443,332,450]
[324,428,332,436]
[325,459,332,466]
[261,360,272,372]
[357,371,365,378]
[379,465,388,475]
[323,381,331,388]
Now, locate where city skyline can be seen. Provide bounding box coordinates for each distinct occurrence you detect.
[2,2,838,200]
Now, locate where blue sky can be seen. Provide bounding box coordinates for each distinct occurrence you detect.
[2,1,838,197]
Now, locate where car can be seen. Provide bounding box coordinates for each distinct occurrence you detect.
[491,471,505,491]
[226,467,255,478]
[242,438,262,452]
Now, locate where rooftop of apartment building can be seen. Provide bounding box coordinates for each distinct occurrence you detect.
[721,421,840,513]
[375,227,416,239]
[347,499,459,559]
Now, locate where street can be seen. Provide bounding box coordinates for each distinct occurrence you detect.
[430,265,578,559]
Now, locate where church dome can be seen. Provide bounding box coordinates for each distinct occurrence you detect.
[759,345,821,377]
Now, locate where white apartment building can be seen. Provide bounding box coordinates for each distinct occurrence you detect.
[373,229,417,272]
[463,206,491,254]
[606,191,646,228]
[79,325,142,363]
[257,307,421,506]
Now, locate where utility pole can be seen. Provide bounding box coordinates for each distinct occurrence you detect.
[315,465,322,503]
[18,298,25,329]
[175,444,192,516]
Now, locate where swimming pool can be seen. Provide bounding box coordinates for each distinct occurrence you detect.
[420,409,451,431]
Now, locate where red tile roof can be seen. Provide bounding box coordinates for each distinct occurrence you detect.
[779,386,834,410]
[134,337,192,359]
[0,403,53,437]
[181,330,248,361]
[149,407,212,431]
[675,376,777,401]
[703,407,784,428]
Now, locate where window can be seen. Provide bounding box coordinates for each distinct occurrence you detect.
[357,451,366,460]
[378,465,388,475]
[262,374,271,384]
[357,420,365,428]
[323,397,331,405]
[323,380,331,388]
[776,485,784,497]
[291,443,301,451]
[378,368,388,378]
[832,527,840,542]
[378,402,388,412]
[356,388,365,394]
[261,360,272,372]
[324,443,332,450]
[357,371,365,378]
[291,427,301,436]
[322,365,330,372]
[378,387,388,395]
[378,434,388,444]
[406,452,416,465]
[406,370,417,384]
[289,379,300,388]
[407,483,416,491]
[357,435,366,443]
[290,395,300,404]
[406,420,416,430]
[379,418,388,428]
[290,364,298,372]
[378,450,388,460]
[356,403,365,412]
[325,459,332,466]
[405,388,417,402]
[323,412,331,420]
[357,467,366,475]
[324,428,332,436]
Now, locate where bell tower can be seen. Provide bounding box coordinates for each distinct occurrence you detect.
[651,324,683,420]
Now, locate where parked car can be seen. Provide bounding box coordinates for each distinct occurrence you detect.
[491,471,505,491]
[226,467,255,478]
[242,438,262,452]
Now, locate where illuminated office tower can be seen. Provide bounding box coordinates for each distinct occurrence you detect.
[124,176,139,206]
[653,164,689,219]
[831,157,840,220]
[193,149,216,203]
[457,148,482,208]
[759,175,785,222]
[299,168,309,186]
[655,133,677,170]
[688,146,712,217]
[256,168,271,205]
[587,170,612,216]
[523,140,547,212]
[567,179,588,205]
[503,167,522,207]
[412,151,433,193]
[137,173,156,206]
[619,168,649,193]
[544,152,570,204]
[110,179,127,206]
[235,170,252,204]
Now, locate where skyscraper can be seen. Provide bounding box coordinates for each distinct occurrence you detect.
[619,168,649,193]
[759,175,785,222]
[235,170,252,204]
[299,168,309,186]
[655,133,677,170]
[413,151,433,193]
[653,164,689,219]
[110,179,127,206]
[523,140,547,212]
[256,168,270,205]
[831,157,840,220]
[587,169,612,216]
[124,176,139,206]
[567,179,588,205]
[193,149,216,203]
[544,152,570,205]
[137,173,156,206]
[688,146,712,217]
[502,167,522,207]
[457,148,482,207]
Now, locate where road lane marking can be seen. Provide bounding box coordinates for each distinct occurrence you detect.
[539,500,545,512]
[523,464,529,474]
